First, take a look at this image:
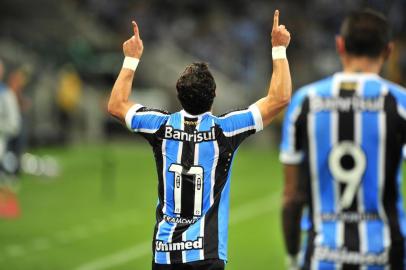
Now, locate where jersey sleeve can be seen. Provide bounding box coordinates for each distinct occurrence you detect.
[217,104,263,150]
[389,84,406,145]
[125,104,169,135]
[279,88,308,165]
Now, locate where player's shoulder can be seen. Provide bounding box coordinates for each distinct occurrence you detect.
[211,107,254,129]
[380,79,406,105]
[215,108,251,119]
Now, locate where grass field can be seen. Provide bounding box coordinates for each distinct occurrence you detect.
[0,142,405,270]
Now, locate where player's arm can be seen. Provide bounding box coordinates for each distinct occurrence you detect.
[282,164,306,269]
[255,10,292,127]
[108,21,144,122]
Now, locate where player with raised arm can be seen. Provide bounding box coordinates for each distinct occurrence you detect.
[280,9,406,270]
[108,10,291,270]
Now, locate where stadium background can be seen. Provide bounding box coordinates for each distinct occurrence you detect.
[0,0,405,269]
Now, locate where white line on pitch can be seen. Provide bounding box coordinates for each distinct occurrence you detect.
[74,193,280,270]
[2,210,139,260]
[31,238,51,251]
[4,245,25,257]
[75,241,151,270]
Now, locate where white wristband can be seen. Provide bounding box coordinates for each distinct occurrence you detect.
[123,57,140,71]
[272,46,287,60]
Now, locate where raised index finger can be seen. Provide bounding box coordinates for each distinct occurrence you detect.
[132,21,140,38]
[273,10,279,30]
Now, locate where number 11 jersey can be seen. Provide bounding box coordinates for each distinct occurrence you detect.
[125,104,263,264]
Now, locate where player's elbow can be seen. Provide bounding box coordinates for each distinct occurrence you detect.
[107,99,121,118]
[278,96,291,109]
[277,90,291,108]
[267,95,291,113]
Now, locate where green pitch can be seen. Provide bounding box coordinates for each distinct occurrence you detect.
[0,142,405,270]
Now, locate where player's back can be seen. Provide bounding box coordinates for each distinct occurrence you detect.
[280,72,406,268]
[125,104,262,264]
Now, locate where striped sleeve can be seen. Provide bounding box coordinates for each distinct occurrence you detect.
[217,104,263,149]
[279,88,309,164]
[125,104,169,134]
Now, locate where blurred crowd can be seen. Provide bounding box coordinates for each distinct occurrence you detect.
[0,0,405,148]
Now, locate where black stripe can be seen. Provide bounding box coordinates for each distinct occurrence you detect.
[303,230,315,270]
[180,117,198,218]
[337,89,360,269]
[383,93,405,269]
[170,117,197,263]
[137,107,170,115]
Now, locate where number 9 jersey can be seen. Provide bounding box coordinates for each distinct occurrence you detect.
[280,73,406,269]
[125,104,263,265]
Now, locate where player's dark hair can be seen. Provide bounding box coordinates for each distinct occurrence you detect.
[340,9,391,58]
[176,62,216,115]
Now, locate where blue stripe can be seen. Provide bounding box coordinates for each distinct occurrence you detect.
[361,110,379,212]
[184,219,203,262]
[366,266,385,270]
[183,116,214,262]
[156,113,182,264]
[164,113,182,216]
[218,111,254,132]
[310,78,337,250]
[314,109,336,249]
[218,173,231,261]
[363,80,382,98]
[131,113,168,130]
[198,116,216,214]
[396,159,406,236]
[155,222,176,263]
[361,81,385,254]
[318,261,335,269]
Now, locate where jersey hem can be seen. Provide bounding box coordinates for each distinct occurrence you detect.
[154,255,227,265]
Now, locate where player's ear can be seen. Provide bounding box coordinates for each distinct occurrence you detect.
[382,42,394,61]
[335,35,346,56]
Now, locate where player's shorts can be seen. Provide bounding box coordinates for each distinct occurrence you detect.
[152,259,225,270]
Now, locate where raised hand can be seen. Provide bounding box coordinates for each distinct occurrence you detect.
[123,21,144,59]
[271,10,291,48]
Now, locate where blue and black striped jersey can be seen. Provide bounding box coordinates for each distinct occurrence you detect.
[125,104,263,264]
[280,73,406,269]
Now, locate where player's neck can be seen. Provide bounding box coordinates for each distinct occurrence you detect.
[342,56,383,75]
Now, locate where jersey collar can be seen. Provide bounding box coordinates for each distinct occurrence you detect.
[180,110,211,120]
[333,72,381,81]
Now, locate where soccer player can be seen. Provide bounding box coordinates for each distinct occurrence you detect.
[108,10,291,270]
[0,60,21,178]
[280,10,406,270]
[0,59,21,219]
